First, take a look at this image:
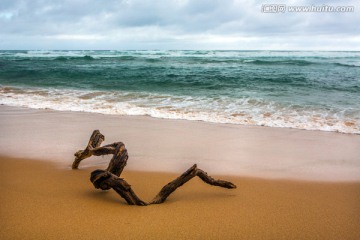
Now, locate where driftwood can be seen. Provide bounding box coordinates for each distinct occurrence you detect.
[73,130,236,206]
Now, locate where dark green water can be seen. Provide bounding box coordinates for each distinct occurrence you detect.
[0,50,359,133]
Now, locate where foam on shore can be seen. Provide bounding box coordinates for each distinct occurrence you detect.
[1,86,359,134]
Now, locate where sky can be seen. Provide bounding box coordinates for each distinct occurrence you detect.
[0,0,359,50]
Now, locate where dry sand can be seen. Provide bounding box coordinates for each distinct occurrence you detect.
[0,156,359,240]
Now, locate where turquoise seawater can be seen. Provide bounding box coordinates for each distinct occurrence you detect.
[0,50,359,133]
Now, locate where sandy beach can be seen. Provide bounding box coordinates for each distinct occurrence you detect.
[1,105,360,239]
[1,156,360,240]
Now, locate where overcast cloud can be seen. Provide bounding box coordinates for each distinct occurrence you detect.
[0,0,359,50]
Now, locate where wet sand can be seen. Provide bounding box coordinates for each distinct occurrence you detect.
[1,105,360,181]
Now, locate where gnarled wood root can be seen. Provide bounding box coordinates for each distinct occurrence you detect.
[90,170,148,206]
[73,130,236,205]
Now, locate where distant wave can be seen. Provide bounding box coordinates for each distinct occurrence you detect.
[2,49,360,59]
[10,54,322,67]
[53,55,95,61]
[83,55,95,60]
[248,59,314,66]
[334,62,360,68]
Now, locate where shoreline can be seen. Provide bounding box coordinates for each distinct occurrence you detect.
[1,156,360,240]
[1,105,360,181]
[1,103,359,136]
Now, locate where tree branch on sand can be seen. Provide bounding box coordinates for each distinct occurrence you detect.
[72,130,236,206]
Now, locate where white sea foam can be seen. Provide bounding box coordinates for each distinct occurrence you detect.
[1,86,359,134]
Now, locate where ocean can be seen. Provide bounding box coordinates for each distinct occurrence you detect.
[0,50,359,134]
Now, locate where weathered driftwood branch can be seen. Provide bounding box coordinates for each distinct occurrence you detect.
[72,130,128,177]
[150,164,236,204]
[90,169,147,205]
[72,130,105,169]
[73,130,236,206]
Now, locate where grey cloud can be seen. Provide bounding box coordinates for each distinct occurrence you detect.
[0,0,359,50]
